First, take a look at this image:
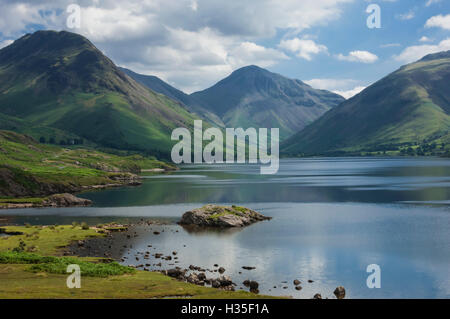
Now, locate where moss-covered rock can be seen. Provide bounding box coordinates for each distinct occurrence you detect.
[179,204,271,228]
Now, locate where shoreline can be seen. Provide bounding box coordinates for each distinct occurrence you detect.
[65,221,327,298]
[0,223,275,299]
[65,221,270,295]
[0,167,172,210]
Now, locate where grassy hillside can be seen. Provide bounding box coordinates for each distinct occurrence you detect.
[0,130,173,198]
[0,30,201,157]
[191,65,344,140]
[120,67,225,127]
[282,51,450,156]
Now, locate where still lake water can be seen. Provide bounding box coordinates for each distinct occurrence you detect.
[1,158,449,298]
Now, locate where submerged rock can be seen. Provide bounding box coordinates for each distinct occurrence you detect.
[179,204,271,228]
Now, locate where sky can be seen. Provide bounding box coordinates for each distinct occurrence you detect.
[0,0,449,98]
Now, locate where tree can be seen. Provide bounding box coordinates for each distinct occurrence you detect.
[49,137,56,144]
[39,136,46,143]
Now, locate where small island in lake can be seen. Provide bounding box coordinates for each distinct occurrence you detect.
[179,204,272,228]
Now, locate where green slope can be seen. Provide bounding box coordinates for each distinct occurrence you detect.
[120,67,225,127]
[0,30,201,158]
[282,51,450,156]
[0,130,173,198]
[190,65,345,140]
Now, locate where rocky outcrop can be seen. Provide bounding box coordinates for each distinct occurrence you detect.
[0,166,78,198]
[179,204,271,228]
[43,193,92,207]
[0,193,92,209]
[0,166,141,199]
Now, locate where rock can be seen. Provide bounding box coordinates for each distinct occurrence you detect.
[242,266,256,270]
[197,273,207,281]
[243,280,251,287]
[186,273,199,284]
[45,193,92,207]
[218,267,225,274]
[308,280,314,283]
[293,279,301,285]
[167,268,185,279]
[153,231,160,235]
[217,276,233,287]
[295,286,302,291]
[334,286,346,299]
[211,280,221,288]
[249,281,259,290]
[179,204,271,228]
[313,293,322,299]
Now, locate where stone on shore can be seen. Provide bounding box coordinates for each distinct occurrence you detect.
[44,193,92,207]
[179,204,271,228]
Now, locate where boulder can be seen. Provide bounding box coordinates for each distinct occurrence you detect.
[334,286,346,299]
[179,204,271,228]
[167,268,185,279]
[217,276,233,287]
[249,281,259,290]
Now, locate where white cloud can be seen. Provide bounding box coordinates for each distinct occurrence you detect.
[190,0,198,11]
[228,42,289,69]
[0,39,14,49]
[425,14,450,30]
[394,38,450,63]
[419,36,432,42]
[396,11,415,21]
[304,78,366,99]
[333,86,366,99]
[278,37,328,61]
[0,0,354,92]
[425,0,441,7]
[336,50,379,63]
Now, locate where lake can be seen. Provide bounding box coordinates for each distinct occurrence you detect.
[1,157,449,298]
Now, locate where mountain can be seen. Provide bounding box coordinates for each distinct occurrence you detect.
[282,51,450,156]
[120,67,225,127]
[0,30,200,157]
[190,65,345,139]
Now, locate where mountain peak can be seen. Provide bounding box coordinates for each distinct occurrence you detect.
[0,30,124,94]
[10,30,95,53]
[191,64,344,139]
[232,65,266,73]
[419,50,450,62]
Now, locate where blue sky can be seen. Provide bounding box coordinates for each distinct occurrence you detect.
[0,0,449,97]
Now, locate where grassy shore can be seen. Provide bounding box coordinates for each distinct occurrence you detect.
[0,224,272,299]
[0,130,176,201]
